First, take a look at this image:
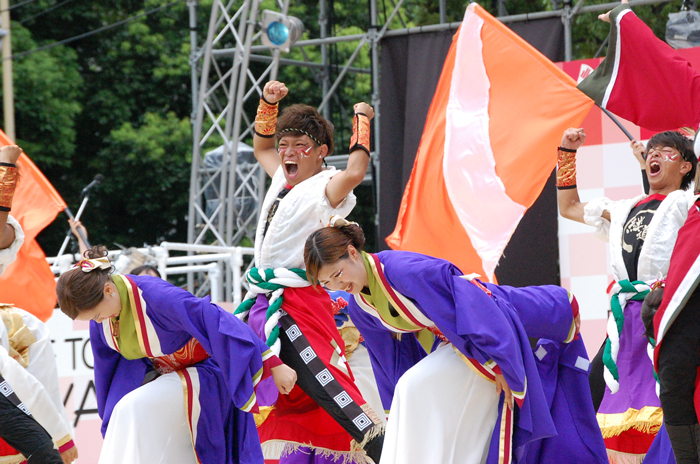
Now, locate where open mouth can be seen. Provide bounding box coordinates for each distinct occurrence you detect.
[345,283,353,293]
[649,161,661,174]
[284,160,298,177]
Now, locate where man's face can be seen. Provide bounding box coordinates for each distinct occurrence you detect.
[645,145,691,191]
[278,134,326,186]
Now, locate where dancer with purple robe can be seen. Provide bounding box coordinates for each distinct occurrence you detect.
[304,219,607,464]
[55,248,298,464]
[556,123,697,463]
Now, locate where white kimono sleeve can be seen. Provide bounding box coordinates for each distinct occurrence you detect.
[0,215,24,276]
[20,310,73,439]
[0,344,73,448]
[583,197,614,242]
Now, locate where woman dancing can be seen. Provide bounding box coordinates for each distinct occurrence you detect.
[303,219,607,464]
[56,247,297,464]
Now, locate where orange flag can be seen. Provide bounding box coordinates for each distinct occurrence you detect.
[0,130,66,321]
[386,3,593,281]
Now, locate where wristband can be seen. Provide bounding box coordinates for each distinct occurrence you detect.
[556,149,577,190]
[0,164,19,212]
[261,94,275,106]
[349,113,370,156]
[254,98,279,138]
[59,439,76,453]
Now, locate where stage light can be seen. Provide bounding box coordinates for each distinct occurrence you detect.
[261,10,304,53]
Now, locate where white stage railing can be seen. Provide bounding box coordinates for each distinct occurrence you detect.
[46,242,255,305]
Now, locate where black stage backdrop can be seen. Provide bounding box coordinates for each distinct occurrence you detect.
[378,17,564,287]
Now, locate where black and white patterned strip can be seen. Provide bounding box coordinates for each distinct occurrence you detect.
[279,313,375,435]
[0,374,31,416]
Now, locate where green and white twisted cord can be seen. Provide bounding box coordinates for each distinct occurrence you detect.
[234,267,309,356]
[602,279,650,394]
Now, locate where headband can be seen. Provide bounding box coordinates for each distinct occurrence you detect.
[71,257,111,273]
[328,215,358,228]
[279,128,323,147]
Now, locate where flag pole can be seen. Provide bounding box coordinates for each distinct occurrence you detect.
[597,104,635,141]
[54,195,91,260]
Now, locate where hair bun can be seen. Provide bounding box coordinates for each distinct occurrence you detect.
[85,245,109,260]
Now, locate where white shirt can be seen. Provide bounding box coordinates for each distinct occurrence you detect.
[255,166,356,270]
[583,189,693,283]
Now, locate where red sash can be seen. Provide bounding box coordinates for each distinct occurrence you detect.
[150,338,210,375]
[257,286,365,455]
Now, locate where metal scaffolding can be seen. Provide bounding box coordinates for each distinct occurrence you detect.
[187,0,676,298]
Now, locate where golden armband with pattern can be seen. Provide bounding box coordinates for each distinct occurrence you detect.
[0,163,19,212]
[556,147,577,190]
[254,98,279,138]
[349,113,371,156]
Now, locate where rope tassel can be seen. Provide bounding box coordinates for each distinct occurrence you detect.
[602,279,650,393]
[234,267,309,356]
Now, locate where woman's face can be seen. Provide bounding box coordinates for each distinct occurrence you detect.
[74,281,122,323]
[316,246,368,295]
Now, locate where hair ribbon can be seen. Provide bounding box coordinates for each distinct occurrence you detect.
[71,257,111,273]
[328,215,358,228]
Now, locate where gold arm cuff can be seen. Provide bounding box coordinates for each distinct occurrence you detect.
[0,165,19,212]
[349,113,370,155]
[556,149,577,188]
[254,99,279,137]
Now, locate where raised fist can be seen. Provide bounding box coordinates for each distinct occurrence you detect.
[354,102,374,120]
[0,145,22,165]
[263,81,289,104]
[560,128,586,151]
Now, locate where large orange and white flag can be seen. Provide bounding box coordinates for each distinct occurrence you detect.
[0,130,66,321]
[386,3,593,280]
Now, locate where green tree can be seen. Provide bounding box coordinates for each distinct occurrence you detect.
[573,0,683,60]
[4,23,82,170]
[13,0,203,252]
[88,111,192,246]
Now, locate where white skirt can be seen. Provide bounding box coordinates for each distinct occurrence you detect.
[380,343,500,464]
[98,372,197,464]
[347,344,387,425]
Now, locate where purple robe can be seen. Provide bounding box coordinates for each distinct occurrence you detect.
[90,275,269,464]
[599,299,661,412]
[521,337,608,464]
[644,423,676,464]
[349,251,592,463]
